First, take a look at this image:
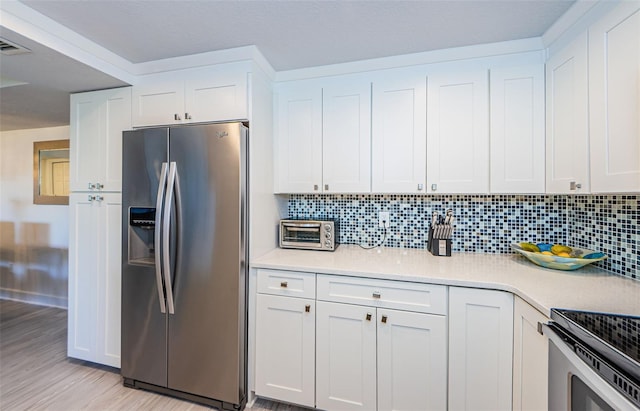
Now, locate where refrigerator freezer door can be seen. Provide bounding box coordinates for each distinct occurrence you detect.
[167,123,247,404]
[121,127,169,387]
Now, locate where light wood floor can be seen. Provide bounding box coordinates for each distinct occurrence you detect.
[0,299,305,411]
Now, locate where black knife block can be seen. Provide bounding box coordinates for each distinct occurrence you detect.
[428,225,452,257]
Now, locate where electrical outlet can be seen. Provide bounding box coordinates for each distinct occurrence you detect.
[378,211,390,228]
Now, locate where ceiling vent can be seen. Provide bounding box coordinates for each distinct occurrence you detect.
[0,38,31,55]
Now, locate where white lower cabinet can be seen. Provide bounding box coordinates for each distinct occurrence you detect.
[315,303,448,411]
[68,192,121,367]
[377,308,448,411]
[315,275,448,411]
[254,270,316,407]
[448,287,514,411]
[255,294,316,407]
[316,301,377,411]
[513,297,549,411]
[254,270,531,411]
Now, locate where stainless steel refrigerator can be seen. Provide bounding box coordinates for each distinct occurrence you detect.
[121,122,248,410]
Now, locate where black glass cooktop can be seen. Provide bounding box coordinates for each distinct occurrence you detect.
[551,308,640,381]
[559,309,639,362]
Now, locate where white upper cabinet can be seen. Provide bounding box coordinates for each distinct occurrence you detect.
[323,78,372,193]
[274,76,372,194]
[70,87,132,192]
[132,64,248,127]
[588,3,640,193]
[490,65,545,193]
[273,81,323,193]
[427,70,490,193]
[546,32,590,194]
[371,71,427,193]
[132,81,184,127]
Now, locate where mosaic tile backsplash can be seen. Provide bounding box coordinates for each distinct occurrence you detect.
[288,194,638,280]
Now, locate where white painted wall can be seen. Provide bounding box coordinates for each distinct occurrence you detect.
[0,126,70,307]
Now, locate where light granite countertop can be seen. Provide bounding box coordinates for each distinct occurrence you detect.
[251,245,640,317]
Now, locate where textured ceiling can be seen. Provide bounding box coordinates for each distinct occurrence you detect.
[20,0,575,71]
[2,0,577,131]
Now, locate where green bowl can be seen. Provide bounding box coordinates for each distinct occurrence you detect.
[510,243,607,271]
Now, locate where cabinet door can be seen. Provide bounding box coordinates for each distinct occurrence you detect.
[377,309,447,411]
[546,32,590,194]
[185,69,248,123]
[70,92,101,191]
[513,297,548,411]
[589,3,640,193]
[323,78,372,193]
[255,294,315,407]
[70,88,131,192]
[316,301,376,411]
[68,193,121,367]
[427,70,489,193]
[102,89,131,191]
[490,65,545,193]
[449,287,513,411]
[95,193,122,368]
[274,82,323,193]
[68,193,99,362]
[132,81,184,127]
[372,73,427,193]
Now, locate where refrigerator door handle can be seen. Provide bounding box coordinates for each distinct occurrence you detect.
[154,162,169,314]
[163,161,177,314]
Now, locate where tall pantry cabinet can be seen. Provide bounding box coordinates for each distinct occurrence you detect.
[68,87,132,368]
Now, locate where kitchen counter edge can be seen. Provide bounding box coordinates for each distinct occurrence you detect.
[251,245,640,317]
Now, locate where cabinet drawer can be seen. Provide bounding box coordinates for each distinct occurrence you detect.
[317,274,447,315]
[257,269,316,299]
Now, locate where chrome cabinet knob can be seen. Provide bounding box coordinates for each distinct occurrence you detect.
[381,315,388,324]
[314,184,319,191]
[185,113,192,120]
[366,313,372,321]
[570,181,582,190]
[95,183,104,190]
[372,292,381,299]
[431,184,437,191]
[174,113,181,121]
[418,183,424,191]
[88,195,95,201]
[324,184,329,191]
[305,304,311,313]
[88,183,96,190]
[280,281,288,288]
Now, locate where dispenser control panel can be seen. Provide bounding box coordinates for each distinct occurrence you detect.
[129,207,156,228]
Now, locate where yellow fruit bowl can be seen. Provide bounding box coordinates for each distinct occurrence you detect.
[510,243,607,271]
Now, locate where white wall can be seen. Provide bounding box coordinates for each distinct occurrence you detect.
[0,126,70,307]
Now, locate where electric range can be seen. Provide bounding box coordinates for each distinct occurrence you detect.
[549,308,639,408]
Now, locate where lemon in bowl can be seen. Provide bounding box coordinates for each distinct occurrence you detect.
[511,243,607,271]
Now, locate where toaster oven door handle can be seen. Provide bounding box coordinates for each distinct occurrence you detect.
[284,227,320,232]
[282,223,321,229]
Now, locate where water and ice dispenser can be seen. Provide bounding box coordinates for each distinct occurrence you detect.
[128,207,156,265]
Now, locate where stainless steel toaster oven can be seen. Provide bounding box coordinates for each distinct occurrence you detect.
[279,219,338,251]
